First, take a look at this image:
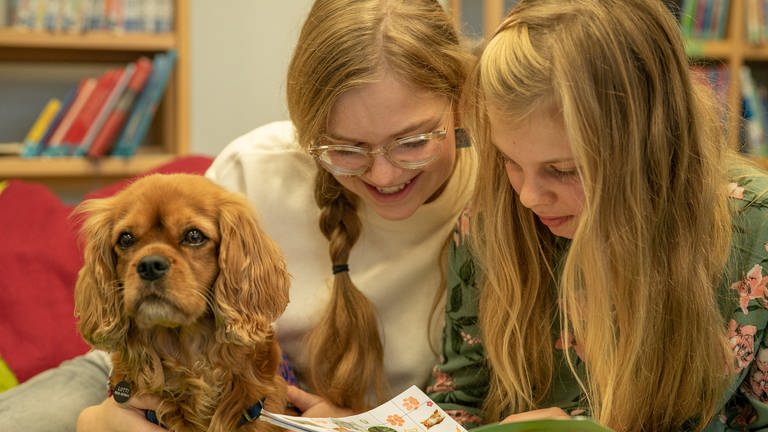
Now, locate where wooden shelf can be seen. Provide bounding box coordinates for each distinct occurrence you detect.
[0,28,176,51]
[1,153,181,200]
[0,154,177,179]
[684,39,734,59]
[742,44,768,60]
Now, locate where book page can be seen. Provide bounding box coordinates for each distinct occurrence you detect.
[260,386,467,432]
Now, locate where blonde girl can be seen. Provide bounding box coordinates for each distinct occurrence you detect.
[430,0,768,430]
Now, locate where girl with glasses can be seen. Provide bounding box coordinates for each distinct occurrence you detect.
[206,0,475,417]
[429,0,768,431]
[0,1,476,431]
[244,0,475,415]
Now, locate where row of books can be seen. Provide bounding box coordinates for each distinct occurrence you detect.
[741,66,768,156]
[691,64,768,156]
[744,0,768,44]
[6,0,173,34]
[679,0,730,40]
[20,49,176,159]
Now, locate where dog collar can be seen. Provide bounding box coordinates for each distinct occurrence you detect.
[108,378,267,428]
[144,399,265,428]
[241,399,265,424]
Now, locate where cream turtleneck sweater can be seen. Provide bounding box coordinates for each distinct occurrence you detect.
[206,120,476,397]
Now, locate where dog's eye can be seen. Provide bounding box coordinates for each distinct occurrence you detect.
[117,232,135,249]
[183,229,207,246]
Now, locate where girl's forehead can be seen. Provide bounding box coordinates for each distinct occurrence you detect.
[327,78,450,141]
[489,107,572,161]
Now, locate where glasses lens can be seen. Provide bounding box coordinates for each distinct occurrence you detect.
[318,146,368,174]
[389,131,445,167]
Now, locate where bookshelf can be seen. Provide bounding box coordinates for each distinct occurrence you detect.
[448,0,768,166]
[0,0,188,197]
[681,0,757,153]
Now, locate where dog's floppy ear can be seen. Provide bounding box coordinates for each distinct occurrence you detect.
[72,197,129,350]
[213,194,290,345]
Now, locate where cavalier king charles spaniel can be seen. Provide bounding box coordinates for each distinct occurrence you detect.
[74,173,289,432]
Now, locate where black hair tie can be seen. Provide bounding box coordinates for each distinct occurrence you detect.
[332,264,349,274]
[455,128,470,148]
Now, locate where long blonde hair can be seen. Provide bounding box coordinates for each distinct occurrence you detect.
[466,0,733,429]
[286,0,472,410]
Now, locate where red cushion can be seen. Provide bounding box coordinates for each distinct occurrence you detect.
[0,155,213,383]
[0,180,88,382]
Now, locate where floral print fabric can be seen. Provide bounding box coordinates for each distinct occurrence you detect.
[428,164,768,431]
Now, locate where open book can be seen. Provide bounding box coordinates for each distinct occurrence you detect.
[258,386,612,432]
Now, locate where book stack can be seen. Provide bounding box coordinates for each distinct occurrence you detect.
[679,0,731,40]
[7,0,174,34]
[20,49,177,159]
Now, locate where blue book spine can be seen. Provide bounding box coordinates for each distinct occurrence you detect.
[111,50,176,157]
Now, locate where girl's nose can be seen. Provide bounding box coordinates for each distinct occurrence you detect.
[365,153,402,185]
[517,176,552,209]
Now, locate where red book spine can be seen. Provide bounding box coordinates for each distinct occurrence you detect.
[60,69,121,152]
[44,78,98,156]
[88,57,153,158]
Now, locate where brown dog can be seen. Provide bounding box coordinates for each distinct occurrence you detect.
[73,173,289,432]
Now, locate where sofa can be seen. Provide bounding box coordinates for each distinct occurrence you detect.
[0,155,214,391]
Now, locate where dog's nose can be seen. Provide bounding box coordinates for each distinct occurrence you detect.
[137,255,170,281]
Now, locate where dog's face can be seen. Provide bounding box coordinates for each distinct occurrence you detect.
[113,182,220,329]
[74,173,290,350]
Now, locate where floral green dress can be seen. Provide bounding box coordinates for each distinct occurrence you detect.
[427,163,768,431]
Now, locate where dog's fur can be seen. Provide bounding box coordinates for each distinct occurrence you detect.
[74,173,289,432]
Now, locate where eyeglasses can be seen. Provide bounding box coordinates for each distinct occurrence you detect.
[309,128,451,176]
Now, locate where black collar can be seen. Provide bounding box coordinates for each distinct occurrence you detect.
[145,399,265,428]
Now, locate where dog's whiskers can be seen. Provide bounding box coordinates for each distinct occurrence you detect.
[105,280,124,297]
[201,283,218,313]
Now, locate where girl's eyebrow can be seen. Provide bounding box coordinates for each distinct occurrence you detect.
[327,114,443,143]
[546,158,577,165]
[495,146,575,165]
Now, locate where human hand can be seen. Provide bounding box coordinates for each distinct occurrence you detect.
[501,407,570,423]
[286,385,355,418]
[76,394,164,432]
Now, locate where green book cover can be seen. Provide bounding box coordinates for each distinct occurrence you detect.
[470,417,613,432]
